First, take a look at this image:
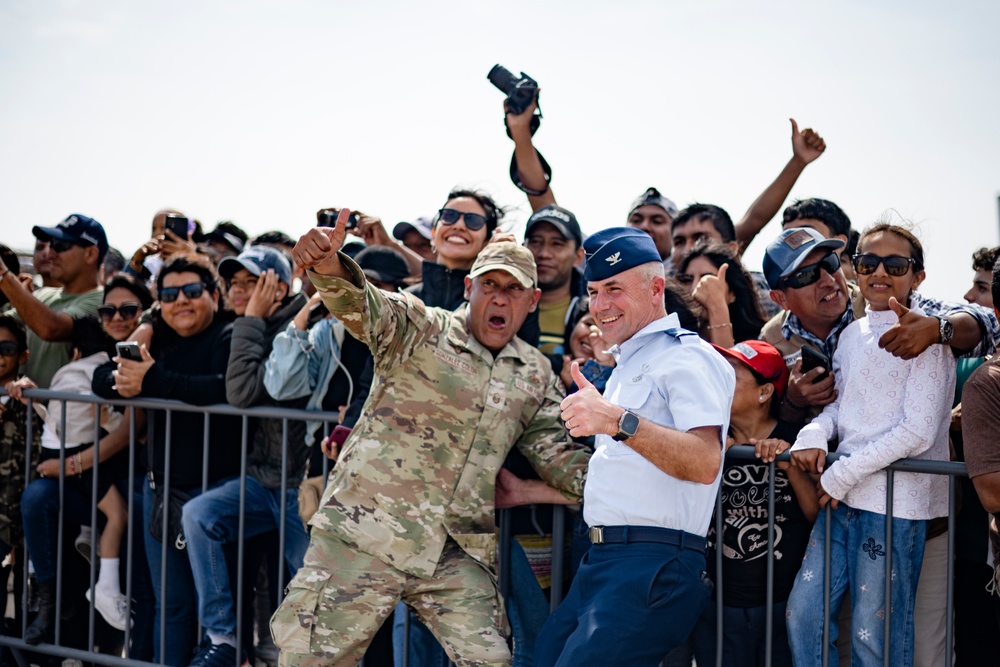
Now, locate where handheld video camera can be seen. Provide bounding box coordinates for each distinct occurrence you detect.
[487,64,539,116]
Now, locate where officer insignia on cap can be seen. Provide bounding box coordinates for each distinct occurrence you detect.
[606,252,622,266]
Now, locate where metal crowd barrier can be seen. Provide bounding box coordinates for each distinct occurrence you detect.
[0,389,972,667]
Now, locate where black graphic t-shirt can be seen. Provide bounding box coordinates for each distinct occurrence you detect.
[707,420,811,607]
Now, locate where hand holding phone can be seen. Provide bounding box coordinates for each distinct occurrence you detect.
[164,214,191,240]
[116,341,142,362]
[799,345,830,381]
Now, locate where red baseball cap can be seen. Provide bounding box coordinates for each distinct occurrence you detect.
[713,340,789,399]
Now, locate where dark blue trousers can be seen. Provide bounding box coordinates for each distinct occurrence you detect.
[534,540,710,666]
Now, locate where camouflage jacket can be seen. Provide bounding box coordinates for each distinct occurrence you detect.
[0,397,41,548]
[309,255,589,579]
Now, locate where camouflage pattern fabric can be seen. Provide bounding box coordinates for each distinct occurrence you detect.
[0,397,41,548]
[272,254,588,664]
[305,256,588,579]
[271,529,510,667]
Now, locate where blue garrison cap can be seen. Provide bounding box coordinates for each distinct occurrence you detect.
[583,227,662,281]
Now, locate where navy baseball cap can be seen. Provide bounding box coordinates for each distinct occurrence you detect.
[33,214,109,260]
[583,227,662,281]
[524,205,583,247]
[628,187,679,219]
[218,245,292,286]
[763,228,846,290]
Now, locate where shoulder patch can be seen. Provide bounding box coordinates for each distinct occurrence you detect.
[664,327,697,338]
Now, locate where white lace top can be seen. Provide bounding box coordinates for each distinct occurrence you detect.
[790,305,955,520]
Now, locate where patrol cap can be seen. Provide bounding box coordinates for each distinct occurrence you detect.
[583,227,661,281]
[763,227,846,290]
[628,187,679,219]
[469,241,537,288]
[712,340,789,400]
[218,245,293,286]
[524,205,582,247]
[33,214,109,260]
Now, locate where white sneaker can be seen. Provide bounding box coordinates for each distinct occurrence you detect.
[85,587,129,631]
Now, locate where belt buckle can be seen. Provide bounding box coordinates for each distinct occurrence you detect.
[589,526,604,544]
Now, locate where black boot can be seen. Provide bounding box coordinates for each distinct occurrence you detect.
[24,580,56,645]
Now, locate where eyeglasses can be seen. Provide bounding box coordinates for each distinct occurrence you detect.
[852,254,916,276]
[778,252,841,289]
[437,208,488,232]
[0,341,21,357]
[159,282,209,303]
[97,303,141,321]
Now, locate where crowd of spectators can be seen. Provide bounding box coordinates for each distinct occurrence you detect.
[0,93,999,667]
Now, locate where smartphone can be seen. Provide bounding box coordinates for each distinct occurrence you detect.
[317,208,359,230]
[116,341,142,362]
[164,214,190,240]
[800,345,830,381]
[329,425,352,447]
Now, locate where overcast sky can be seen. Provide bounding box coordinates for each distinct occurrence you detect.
[2,0,998,300]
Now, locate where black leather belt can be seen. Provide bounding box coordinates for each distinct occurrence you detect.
[588,525,706,554]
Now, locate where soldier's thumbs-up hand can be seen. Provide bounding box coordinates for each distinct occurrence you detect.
[294,209,352,276]
[560,362,619,438]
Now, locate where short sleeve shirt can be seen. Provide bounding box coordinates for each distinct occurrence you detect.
[6,287,103,388]
[583,313,735,536]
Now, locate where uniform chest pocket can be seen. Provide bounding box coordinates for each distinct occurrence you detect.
[615,379,652,412]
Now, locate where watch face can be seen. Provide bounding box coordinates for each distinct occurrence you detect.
[621,410,640,436]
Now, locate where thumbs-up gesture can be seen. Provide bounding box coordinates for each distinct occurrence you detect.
[293,209,352,276]
[877,296,938,360]
[691,263,730,314]
[790,118,826,165]
[559,361,620,438]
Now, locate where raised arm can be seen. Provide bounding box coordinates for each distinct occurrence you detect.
[0,265,80,340]
[734,119,826,252]
[505,96,556,210]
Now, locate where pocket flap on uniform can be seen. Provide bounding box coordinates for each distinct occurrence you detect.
[270,566,333,654]
[450,532,497,572]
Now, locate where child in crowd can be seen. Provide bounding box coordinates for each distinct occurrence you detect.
[0,316,35,564]
[9,339,130,630]
[785,222,955,666]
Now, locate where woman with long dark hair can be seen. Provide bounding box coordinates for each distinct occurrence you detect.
[677,242,767,346]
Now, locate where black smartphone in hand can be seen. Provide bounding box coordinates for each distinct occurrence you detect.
[164,214,190,240]
[116,341,142,362]
[800,345,830,381]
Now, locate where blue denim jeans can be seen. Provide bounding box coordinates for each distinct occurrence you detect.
[785,505,927,667]
[181,475,309,642]
[143,476,231,666]
[21,477,94,584]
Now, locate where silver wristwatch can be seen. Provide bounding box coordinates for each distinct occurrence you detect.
[938,317,954,345]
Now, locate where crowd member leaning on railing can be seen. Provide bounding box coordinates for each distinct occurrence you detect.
[690,340,817,667]
[785,223,955,666]
[0,315,38,622]
[180,245,308,667]
[14,273,153,643]
[93,253,242,667]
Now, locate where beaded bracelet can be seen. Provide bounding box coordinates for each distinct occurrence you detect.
[706,322,732,330]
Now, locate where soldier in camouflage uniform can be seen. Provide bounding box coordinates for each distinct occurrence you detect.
[0,315,39,562]
[272,212,589,667]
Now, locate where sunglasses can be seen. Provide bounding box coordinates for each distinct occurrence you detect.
[779,252,841,289]
[852,254,916,276]
[0,341,22,357]
[97,303,141,321]
[159,282,209,303]
[48,240,80,254]
[437,208,488,232]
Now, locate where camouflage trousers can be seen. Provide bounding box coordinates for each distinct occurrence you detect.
[271,528,511,667]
